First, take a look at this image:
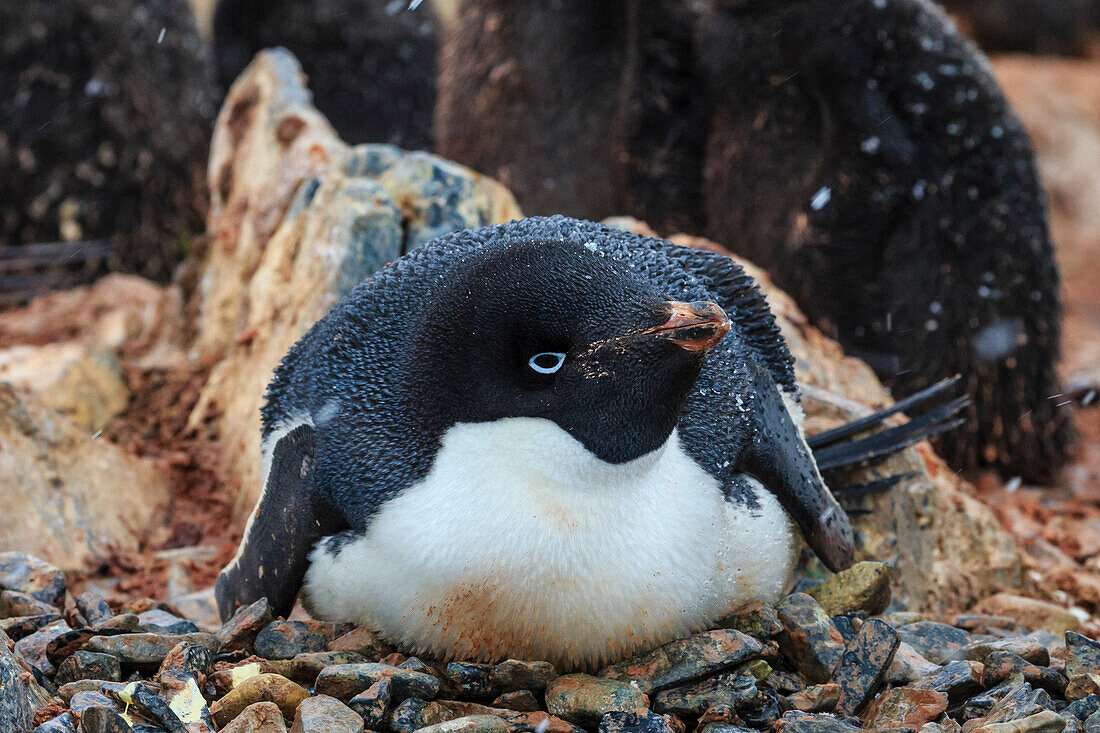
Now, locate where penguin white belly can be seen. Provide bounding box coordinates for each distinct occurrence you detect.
[303,417,796,668]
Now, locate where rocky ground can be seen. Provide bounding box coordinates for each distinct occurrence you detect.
[6,552,1100,733]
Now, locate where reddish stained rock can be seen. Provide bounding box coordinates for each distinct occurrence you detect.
[491,659,557,693]
[911,661,984,706]
[491,690,540,712]
[787,683,841,713]
[774,594,846,685]
[418,699,575,733]
[290,694,363,733]
[545,674,650,726]
[599,629,764,694]
[217,598,274,652]
[348,677,391,728]
[861,688,948,729]
[834,619,901,716]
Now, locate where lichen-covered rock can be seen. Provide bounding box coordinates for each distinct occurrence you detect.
[313,663,440,702]
[545,674,649,727]
[1068,633,1100,678]
[84,632,220,666]
[897,622,972,665]
[188,48,521,518]
[831,620,899,716]
[806,562,894,617]
[54,651,121,685]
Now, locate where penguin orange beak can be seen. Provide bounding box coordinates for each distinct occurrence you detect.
[645,300,731,352]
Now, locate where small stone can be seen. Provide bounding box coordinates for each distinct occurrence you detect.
[1067,633,1100,678]
[69,691,119,716]
[805,562,893,616]
[768,670,807,694]
[984,652,1066,696]
[546,673,650,726]
[652,675,756,715]
[327,626,393,659]
[861,687,948,729]
[159,671,214,731]
[1,590,58,618]
[157,642,214,681]
[348,677,391,728]
[1083,711,1100,733]
[953,615,1017,634]
[1067,675,1100,701]
[418,700,574,733]
[218,599,274,652]
[92,615,143,633]
[32,712,77,732]
[969,710,1067,733]
[76,592,114,627]
[219,701,289,733]
[774,593,846,684]
[716,602,783,640]
[137,609,199,635]
[738,687,781,729]
[886,642,939,685]
[492,659,558,692]
[786,683,841,713]
[77,706,134,733]
[256,621,341,660]
[735,659,772,682]
[833,618,900,716]
[57,680,125,705]
[284,651,367,684]
[445,662,496,699]
[600,629,763,693]
[55,650,121,684]
[599,709,676,733]
[965,638,1050,667]
[1065,695,1100,722]
[388,697,430,733]
[0,553,66,608]
[119,681,191,732]
[974,594,1081,635]
[897,622,971,664]
[962,681,1018,722]
[912,660,984,705]
[14,619,71,674]
[314,662,440,701]
[0,614,63,641]
[415,715,511,733]
[85,632,220,666]
[971,681,1052,727]
[491,690,540,712]
[775,711,862,732]
[210,674,311,728]
[291,694,363,733]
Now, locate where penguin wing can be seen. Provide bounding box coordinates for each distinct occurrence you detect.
[215,425,346,621]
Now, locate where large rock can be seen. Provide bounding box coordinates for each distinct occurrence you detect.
[1,628,55,732]
[0,381,171,568]
[195,48,1023,611]
[187,49,520,516]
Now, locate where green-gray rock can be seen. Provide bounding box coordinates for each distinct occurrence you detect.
[805,562,893,616]
[545,674,649,727]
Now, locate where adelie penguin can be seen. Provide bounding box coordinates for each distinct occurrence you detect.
[216,217,962,668]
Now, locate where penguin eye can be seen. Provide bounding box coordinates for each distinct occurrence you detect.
[528,352,566,375]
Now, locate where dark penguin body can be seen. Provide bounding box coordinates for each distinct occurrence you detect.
[435,0,706,232]
[218,217,869,667]
[213,0,438,149]
[939,0,1098,56]
[697,0,1072,481]
[0,0,217,282]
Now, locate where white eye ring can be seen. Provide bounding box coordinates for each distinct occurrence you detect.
[529,352,566,374]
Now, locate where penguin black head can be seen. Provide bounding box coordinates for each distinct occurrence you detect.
[410,239,730,464]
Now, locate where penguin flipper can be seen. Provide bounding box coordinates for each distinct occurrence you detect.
[738,362,854,572]
[215,424,345,622]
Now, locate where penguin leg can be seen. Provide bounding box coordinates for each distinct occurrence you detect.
[215,424,345,621]
[737,362,854,572]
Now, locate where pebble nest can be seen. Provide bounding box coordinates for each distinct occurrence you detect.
[3,552,1100,733]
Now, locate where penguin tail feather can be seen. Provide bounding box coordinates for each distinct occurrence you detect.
[809,375,969,472]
